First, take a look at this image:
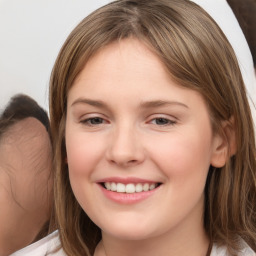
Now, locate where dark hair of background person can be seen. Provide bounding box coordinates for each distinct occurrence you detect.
[227,0,256,67]
[1,94,50,134]
[0,94,53,242]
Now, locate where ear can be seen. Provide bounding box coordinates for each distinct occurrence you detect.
[210,116,236,168]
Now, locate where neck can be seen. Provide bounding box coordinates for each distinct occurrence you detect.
[94,193,210,256]
[95,216,209,256]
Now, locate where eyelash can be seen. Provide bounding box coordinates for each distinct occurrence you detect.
[80,116,177,127]
[149,117,177,126]
[80,117,106,126]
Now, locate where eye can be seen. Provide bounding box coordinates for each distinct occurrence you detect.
[81,117,105,126]
[151,117,176,126]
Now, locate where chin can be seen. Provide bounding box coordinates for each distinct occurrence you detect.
[102,222,157,241]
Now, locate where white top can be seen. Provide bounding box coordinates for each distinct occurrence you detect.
[10,231,255,256]
[211,242,256,256]
[9,231,66,256]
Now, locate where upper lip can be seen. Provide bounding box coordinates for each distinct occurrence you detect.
[96,176,161,184]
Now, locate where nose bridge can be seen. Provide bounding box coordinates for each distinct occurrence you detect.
[106,120,144,166]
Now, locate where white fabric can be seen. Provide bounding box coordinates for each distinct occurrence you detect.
[9,230,255,256]
[190,0,256,129]
[9,231,66,256]
[211,242,256,256]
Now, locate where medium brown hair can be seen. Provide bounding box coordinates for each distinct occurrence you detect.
[49,0,256,255]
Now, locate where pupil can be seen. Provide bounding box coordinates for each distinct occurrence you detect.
[156,118,167,125]
[91,118,102,124]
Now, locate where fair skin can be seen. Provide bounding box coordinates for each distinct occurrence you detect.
[0,117,52,256]
[65,39,228,256]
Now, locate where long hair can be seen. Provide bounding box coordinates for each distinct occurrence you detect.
[49,0,256,255]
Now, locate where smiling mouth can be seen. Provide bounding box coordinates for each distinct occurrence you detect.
[101,182,162,193]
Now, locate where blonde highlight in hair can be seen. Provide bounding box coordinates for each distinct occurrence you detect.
[49,0,256,255]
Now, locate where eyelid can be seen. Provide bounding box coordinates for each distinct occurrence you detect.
[147,113,177,121]
[152,118,176,124]
[79,112,107,120]
[146,114,178,126]
[79,113,110,125]
[81,117,103,124]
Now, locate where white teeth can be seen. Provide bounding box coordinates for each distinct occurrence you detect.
[135,183,143,192]
[110,182,117,191]
[126,184,135,193]
[143,183,149,191]
[149,184,156,190]
[105,182,111,190]
[104,182,158,193]
[116,183,126,193]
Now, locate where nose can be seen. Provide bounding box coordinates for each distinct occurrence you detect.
[106,124,145,167]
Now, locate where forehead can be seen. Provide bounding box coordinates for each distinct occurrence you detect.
[67,38,211,121]
[71,38,173,94]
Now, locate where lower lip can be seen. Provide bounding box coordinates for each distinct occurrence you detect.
[98,184,161,204]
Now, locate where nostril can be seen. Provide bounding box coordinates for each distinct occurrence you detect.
[109,158,139,167]
[128,159,137,163]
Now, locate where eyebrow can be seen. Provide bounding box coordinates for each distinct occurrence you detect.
[71,98,188,109]
[140,100,189,109]
[71,98,108,108]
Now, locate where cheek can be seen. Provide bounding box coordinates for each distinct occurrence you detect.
[65,130,101,212]
[65,129,105,177]
[147,132,213,223]
[147,129,213,183]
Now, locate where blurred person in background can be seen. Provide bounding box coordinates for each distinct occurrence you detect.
[0,94,53,256]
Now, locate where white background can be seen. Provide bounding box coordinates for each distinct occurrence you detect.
[0,0,110,112]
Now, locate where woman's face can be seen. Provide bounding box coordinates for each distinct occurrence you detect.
[66,38,225,241]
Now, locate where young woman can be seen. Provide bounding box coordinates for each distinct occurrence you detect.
[15,0,255,255]
[0,94,53,255]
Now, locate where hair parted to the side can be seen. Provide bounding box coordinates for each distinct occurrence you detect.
[49,0,256,255]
